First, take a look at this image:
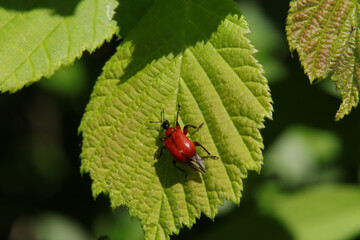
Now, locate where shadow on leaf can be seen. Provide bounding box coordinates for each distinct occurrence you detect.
[116,0,240,85]
[0,0,81,16]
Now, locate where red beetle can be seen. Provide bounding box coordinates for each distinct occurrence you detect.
[150,104,218,179]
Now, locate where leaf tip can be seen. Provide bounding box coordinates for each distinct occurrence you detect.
[335,100,357,121]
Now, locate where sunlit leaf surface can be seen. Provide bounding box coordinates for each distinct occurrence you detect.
[0,0,118,92]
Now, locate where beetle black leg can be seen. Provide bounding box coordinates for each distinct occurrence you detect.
[173,160,187,180]
[183,123,204,135]
[193,141,219,159]
[155,146,166,160]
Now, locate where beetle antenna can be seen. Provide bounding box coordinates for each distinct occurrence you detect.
[162,107,165,122]
[150,107,166,124]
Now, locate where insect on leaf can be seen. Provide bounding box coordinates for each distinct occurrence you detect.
[286,0,360,120]
[79,0,273,239]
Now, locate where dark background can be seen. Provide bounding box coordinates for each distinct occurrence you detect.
[1,0,359,239]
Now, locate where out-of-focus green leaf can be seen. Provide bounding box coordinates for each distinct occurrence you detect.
[318,80,342,98]
[93,209,143,240]
[264,125,341,187]
[34,213,91,240]
[260,184,360,240]
[39,61,87,98]
[287,0,360,120]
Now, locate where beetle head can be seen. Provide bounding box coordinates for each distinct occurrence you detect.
[161,120,170,129]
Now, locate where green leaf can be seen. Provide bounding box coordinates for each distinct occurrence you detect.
[93,209,143,240]
[264,125,341,187]
[79,0,272,239]
[0,0,118,92]
[33,212,91,240]
[286,0,360,120]
[260,184,360,240]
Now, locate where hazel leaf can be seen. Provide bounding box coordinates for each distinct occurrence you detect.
[286,0,360,120]
[0,0,118,92]
[80,0,272,239]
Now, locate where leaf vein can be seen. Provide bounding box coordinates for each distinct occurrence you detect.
[290,0,326,41]
[309,0,343,70]
[63,20,71,61]
[0,14,18,32]
[2,18,65,83]
[186,18,268,114]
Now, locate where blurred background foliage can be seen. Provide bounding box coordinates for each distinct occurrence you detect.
[1,0,360,239]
